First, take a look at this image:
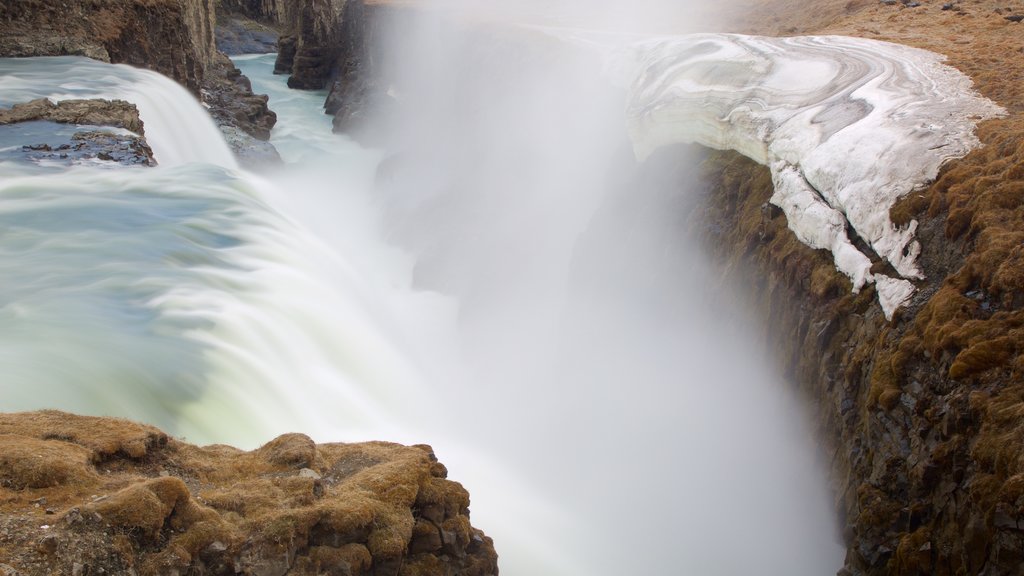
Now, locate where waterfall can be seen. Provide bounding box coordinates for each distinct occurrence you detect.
[0,57,236,168]
[1,51,843,575]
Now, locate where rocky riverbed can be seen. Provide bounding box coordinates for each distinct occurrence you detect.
[0,99,155,168]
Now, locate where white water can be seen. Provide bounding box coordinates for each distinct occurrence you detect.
[0,57,236,168]
[1,51,843,574]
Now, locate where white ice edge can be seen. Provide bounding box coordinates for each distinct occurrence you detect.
[606,33,1005,320]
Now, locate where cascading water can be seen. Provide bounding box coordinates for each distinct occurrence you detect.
[2,38,842,576]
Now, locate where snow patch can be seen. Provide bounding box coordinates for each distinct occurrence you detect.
[609,34,1005,319]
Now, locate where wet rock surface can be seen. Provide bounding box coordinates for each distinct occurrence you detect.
[8,128,156,168]
[202,54,279,142]
[215,15,279,55]
[272,0,347,90]
[0,411,498,576]
[0,0,280,159]
[0,99,155,168]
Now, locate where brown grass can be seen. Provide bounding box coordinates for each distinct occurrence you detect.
[0,411,496,576]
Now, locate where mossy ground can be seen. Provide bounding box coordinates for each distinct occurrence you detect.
[0,411,497,576]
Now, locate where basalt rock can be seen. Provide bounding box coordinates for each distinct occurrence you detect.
[0,99,156,167]
[323,0,392,140]
[202,53,278,141]
[0,0,217,94]
[215,15,280,55]
[0,411,498,576]
[0,0,278,148]
[272,0,347,90]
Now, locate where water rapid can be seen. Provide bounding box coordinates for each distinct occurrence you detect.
[1,50,844,574]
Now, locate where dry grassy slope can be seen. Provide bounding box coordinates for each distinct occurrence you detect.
[0,411,498,576]
[686,1,1024,574]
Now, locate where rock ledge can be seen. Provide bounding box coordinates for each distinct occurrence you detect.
[0,411,498,576]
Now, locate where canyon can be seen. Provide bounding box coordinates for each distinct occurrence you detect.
[2,1,1024,575]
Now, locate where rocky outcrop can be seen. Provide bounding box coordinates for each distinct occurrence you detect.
[0,99,156,167]
[0,0,278,157]
[218,0,291,24]
[202,54,278,139]
[214,0,287,55]
[0,99,145,135]
[273,0,347,89]
[0,411,498,576]
[215,16,279,55]
[323,0,391,138]
[0,0,216,94]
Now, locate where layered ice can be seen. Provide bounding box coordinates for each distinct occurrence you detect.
[608,34,1005,318]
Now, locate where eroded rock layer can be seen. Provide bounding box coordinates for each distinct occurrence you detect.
[0,411,498,576]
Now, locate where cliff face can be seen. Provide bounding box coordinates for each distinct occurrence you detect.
[218,0,291,24]
[252,0,419,138]
[689,1,1024,574]
[273,0,347,89]
[0,411,498,576]
[323,0,391,138]
[0,0,278,159]
[0,0,216,94]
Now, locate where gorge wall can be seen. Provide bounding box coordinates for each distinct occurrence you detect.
[4,0,1023,574]
[0,0,277,157]
[0,0,217,93]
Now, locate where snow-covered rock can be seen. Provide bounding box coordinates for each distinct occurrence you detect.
[610,34,1004,319]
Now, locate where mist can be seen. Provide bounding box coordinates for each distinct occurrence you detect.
[262,3,845,574]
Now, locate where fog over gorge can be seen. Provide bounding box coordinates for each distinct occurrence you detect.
[276,1,848,573]
[1,0,1014,574]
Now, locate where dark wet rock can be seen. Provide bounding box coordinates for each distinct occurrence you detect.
[1,122,155,168]
[202,54,278,141]
[0,0,278,155]
[218,0,292,24]
[325,0,384,138]
[0,99,155,168]
[216,15,279,55]
[218,125,282,169]
[272,0,347,90]
[1005,14,1024,22]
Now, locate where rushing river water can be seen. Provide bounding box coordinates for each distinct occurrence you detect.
[0,53,843,574]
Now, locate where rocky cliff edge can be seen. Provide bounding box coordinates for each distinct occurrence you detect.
[0,411,498,576]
